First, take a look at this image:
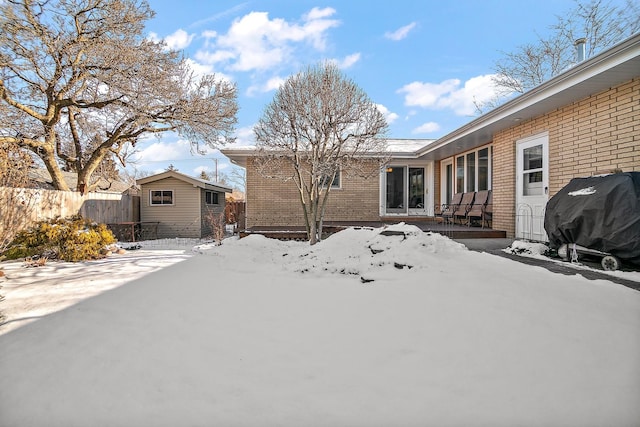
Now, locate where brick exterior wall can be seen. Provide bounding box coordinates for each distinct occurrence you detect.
[245,157,381,228]
[492,77,640,237]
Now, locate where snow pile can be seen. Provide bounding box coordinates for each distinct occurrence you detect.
[503,240,549,257]
[279,224,466,281]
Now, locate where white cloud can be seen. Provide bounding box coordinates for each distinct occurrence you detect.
[246,76,285,96]
[194,8,340,72]
[412,121,440,134]
[384,22,417,41]
[437,74,499,116]
[398,74,499,116]
[233,126,257,147]
[201,30,217,39]
[131,140,189,165]
[376,104,399,125]
[335,53,361,69]
[149,29,195,51]
[194,49,236,64]
[164,29,195,50]
[304,6,336,21]
[148,32,161,43]
[264,76,285,91]
[397,79,460,108]
[184,58,233,84]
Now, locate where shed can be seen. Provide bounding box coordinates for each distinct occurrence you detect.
[137,170,231,239]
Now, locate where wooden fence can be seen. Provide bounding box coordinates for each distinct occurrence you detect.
[225,200,246,229]
[0,186,140,228]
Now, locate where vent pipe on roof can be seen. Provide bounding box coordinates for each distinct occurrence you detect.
[575,38,586,62]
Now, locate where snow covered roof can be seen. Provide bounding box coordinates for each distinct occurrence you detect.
[221,138,434,167]
[385,138,435,156]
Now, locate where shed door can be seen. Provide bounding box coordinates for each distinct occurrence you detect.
[516,133,549,241]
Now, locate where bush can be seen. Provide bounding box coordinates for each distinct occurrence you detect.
[2,215,116,262]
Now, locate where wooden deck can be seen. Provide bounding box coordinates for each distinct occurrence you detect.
[240,218,506,240]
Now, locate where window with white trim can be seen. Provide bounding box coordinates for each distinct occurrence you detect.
[150,190,173,205]
[453,145,492,193]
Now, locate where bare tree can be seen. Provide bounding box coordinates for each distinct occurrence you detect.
[0,0,238,194]
[484,0,640,111]
[254,62,389,244]
[0,141,32,188]
[228,166,246,194]
[0,141,37,255]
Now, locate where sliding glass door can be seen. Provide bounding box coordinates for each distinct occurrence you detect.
[385,166,405,214]
[385,166,426,215]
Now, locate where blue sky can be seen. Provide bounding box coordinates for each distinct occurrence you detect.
[129,0,608,182]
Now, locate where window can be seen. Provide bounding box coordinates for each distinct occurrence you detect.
[408,168,424,208]
[523,145,543,196]
[150,190,173,205]
[466,152,475,192]
[385,166,405,211]
[478,148,489,191]
[456,156,465,193]
[205,190,219,205]
[449,145,492,194]
[321,170,341,189]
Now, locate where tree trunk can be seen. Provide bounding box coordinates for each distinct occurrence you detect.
[295,174,312,240]
[76,143,112,194]
[41,147,71,191]
[317,183,333,243]
[309,194,319,245]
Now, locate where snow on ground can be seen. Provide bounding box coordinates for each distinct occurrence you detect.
[504,239,640,282]
[1,224,639,427]
[0,239,197,334]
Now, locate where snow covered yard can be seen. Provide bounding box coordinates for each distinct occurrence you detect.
[1,224,639,427]
[0,240,195,334]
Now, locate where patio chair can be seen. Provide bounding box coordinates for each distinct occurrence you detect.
[441,192,463,224]
[482,191,493,228]
[465,190,490,226]
[453,192,475,224]
[433,203,443,222]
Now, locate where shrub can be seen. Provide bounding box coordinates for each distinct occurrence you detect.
[2,215,116,262]
[204,208,226,245]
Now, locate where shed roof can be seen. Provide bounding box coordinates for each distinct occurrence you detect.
[136,170,232,193]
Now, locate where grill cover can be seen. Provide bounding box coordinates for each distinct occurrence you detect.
[544,172,640,262]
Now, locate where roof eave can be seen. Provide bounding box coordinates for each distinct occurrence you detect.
[136,170,232,192]
[416,32,640,161]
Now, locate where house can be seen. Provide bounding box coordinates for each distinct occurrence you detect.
[222,140,435,230]
[222,33,640,241]
[137,170,231,239]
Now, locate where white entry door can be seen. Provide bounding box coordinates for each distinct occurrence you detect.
[516,133,549,241]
